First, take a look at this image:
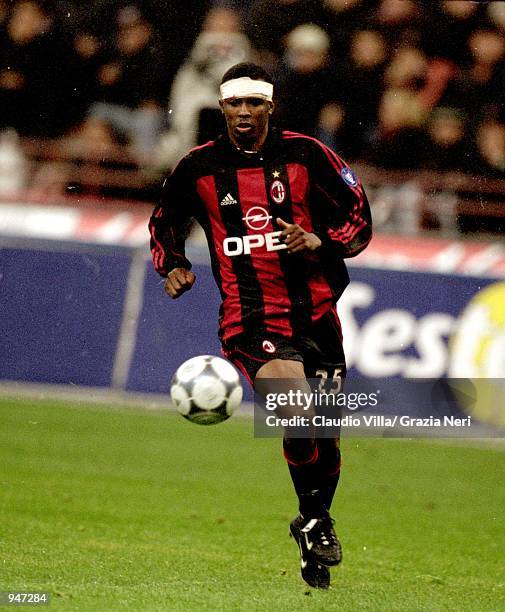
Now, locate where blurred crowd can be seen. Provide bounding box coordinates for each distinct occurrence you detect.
[0,0,504,178]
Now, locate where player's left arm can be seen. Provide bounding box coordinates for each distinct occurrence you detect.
[276,217,322,253]
[310,141,372,258]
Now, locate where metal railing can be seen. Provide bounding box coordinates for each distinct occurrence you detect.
[3,139,503,238]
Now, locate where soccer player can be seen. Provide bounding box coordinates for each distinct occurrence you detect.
[149,62,372,589]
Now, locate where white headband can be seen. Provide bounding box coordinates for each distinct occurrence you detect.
[220,77,273,102]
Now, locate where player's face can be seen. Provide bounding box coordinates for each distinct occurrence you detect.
[220,97,274,150]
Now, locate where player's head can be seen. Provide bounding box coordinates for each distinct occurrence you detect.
[219,62,274,151]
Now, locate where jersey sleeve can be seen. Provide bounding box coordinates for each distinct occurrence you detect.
[310,141,372,258]
[148,157,196,277]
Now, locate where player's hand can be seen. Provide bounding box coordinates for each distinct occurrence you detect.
[277,218,322,253]
[164,268,196,299]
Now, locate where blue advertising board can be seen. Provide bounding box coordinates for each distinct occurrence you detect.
[0,246,129,386]
[1,244,504,397]
[127,262,223,394]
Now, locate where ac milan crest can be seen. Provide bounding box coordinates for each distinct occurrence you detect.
[270,180,286,204]
[262,340,276,353]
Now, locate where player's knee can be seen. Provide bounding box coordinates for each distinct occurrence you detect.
[255,358,305,381]
[255,359,316,420]
[317,438,342,474]
[283,437,317,466]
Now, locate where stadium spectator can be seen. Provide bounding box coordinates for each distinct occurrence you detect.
[154,7,250,169]
[384,41,452,116]
[275,24,346,145]
[0,128,28,195]
[139,0,212,74]
[202,5,242,33]
[87,4,168,163]
[150,61,372,589]
[425,0,482,64]
[460,117,505,234]
[25,161,71,200]
[314,101,349,158]
[65,28,106,128]
[339,28,388,158]
[385,44,428,90]
[0,0,72,136]
[365,45,431,167]
[244,0,321,68]
[62,117,123,163]
[316,0,370,59]
[440,27,505,120]
[369,86,428,169]
[471,119,505,179]
[1,0,502,210]
[487,1,505,36]
[372,0,427,50]
[421,107,470,172]
[0,0,7,25]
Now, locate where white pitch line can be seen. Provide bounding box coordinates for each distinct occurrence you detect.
[0,380,255,416]
[111,248,147,391]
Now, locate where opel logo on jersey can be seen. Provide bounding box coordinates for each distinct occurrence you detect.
[270,180,286,204]
[243,206,272,231]
[262,340,276,353]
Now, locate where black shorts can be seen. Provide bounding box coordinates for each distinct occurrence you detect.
[221,308,346,385]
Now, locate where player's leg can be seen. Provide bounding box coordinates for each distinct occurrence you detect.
[255,358,332,588]
[286,309,346,567]
[303,308,346,514]
[255,359,325,517]
[222,336,337,585]
[222,339,317,489]
[285,373,342,570]
[309,367,344,513]
[316,437,342,511]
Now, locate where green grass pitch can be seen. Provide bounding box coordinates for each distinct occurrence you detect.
[1,397,504,611]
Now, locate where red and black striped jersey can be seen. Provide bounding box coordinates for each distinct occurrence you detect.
[149,128,372,342]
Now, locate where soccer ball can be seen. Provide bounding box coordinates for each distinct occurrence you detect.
[170,355,243,425]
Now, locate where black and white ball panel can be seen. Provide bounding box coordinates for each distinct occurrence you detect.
[170,355,243,425]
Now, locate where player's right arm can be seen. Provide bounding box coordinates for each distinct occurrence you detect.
[309,140,372,258]
[148,158,197,298]
[164,267,196,299]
